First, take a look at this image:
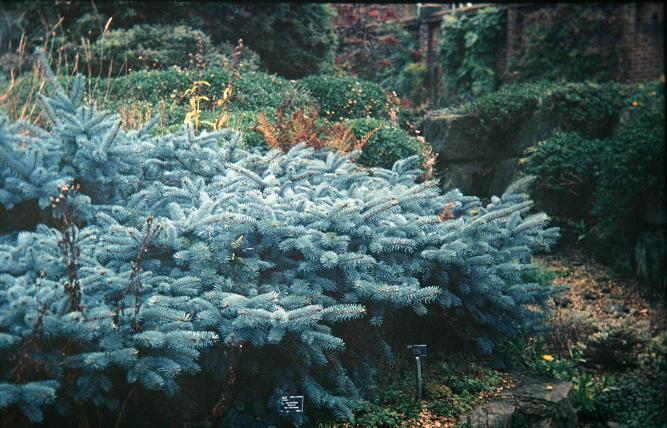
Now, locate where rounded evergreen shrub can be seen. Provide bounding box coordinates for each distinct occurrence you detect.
[229,72,306,111]
[103,67,310,113]
[104,68,193,106]
[92,24,225,73]
[300,75,391,121]
[346,118,423,169]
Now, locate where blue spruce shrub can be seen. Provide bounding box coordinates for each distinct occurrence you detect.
[0,55,560,426]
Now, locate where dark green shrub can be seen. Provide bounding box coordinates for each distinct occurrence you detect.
[210,3,336,78]
[455,81,628,143]
[92,24,224,73]
[525,82,665,272]
[454,82,547,141]
[592,88,666,239]
[524,131,603,216]
[230,72,309,111]
[346,118,423,169]
[2,2,335,79]
[300,75,391,121]
[537,83,626,138]
[103,67,309,112]
[218,41,261,72]
[104,68,193,105]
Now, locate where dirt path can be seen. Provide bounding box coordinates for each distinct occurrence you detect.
[540,252,666,343]
[408,253,666,428]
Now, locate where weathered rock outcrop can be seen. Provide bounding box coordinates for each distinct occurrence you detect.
[457,372,578,428]
[421,112,555,198]
[422,113,500,197]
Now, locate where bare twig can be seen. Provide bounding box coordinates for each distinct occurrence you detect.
[113,216,162,331]
[51,183,83,312]
[114,385,138,428]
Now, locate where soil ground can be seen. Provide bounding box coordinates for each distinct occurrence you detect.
[402,252,666,428]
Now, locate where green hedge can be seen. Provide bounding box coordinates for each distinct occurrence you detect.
[103,67,309,112]
[92,24,225,73]
[455,81,629,143]
[300,75,391,121]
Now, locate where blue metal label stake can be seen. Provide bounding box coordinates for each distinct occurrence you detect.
[407,344,427,400]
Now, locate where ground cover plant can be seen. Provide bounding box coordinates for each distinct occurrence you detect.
[317,352,510,427]
[0,54,559,426]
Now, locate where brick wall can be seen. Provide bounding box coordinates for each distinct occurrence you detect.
[334,3,663,85]
[418,2,664,83]
[620,2,664,81]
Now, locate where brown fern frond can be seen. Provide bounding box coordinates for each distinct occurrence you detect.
[256,112,279,149]
[417,136,438,181]
[291,111,307,142]
[439,202,455,221]
[356,127,381,151]
[325,124,354,152]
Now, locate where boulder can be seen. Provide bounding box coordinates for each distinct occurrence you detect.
[422,113,498,161]
[458,400,516,428]
[489,158,520,197]
[511,116,557,156]
[421,112,557,198]
[441,161,495,196]
[457,373,577,428]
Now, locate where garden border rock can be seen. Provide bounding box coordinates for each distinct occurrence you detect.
[457,371,577,428]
